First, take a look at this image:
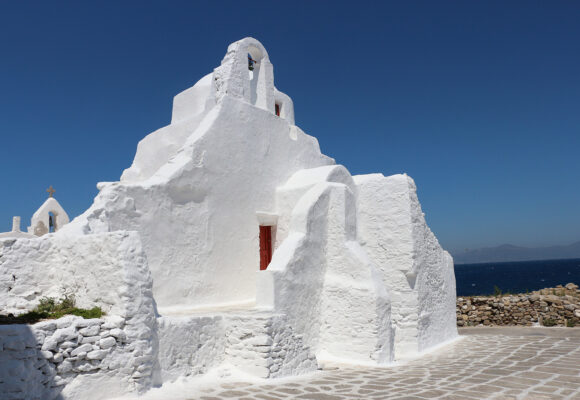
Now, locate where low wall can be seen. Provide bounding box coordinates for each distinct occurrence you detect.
[0,231,159,399]
[157,311,317,381]
[157,315,226,382]
[0,315,157,400]
[456,283,580,327]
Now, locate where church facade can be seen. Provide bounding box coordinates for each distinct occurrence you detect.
[0,38,457,399]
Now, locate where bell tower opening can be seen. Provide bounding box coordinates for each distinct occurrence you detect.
[48,212,56,233]
[246,45,265,107]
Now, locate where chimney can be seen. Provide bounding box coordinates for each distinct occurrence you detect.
[12,216,21,232]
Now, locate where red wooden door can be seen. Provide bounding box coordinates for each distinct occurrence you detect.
[259,226,272,270]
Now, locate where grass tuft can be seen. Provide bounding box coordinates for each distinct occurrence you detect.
[0,295,104,325]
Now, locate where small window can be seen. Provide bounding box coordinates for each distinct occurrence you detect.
[275,103,281,117]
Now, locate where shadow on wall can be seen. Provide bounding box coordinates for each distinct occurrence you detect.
[0,323,65,400]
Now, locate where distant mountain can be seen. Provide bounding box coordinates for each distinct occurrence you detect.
[452,241,580,264]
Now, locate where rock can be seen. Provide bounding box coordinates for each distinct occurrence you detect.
[42,337,58,352]
[79,325,100,337]
[86,349,108,360]
[102,316,124,329]
[81,335,101,344]
[34,321,57,331]
[75,318,104,328]
[71,343,93,357]
[74,361,99,372]
[53,352,64,363]
[109,328,126,341]
[3,338,25,351]
[544,295,563,305]
[57,360,73,373]
[58,341,76,349]
[565,283,578,290]
[56,316,77,329]
[52,327,78,343]
[99,337,117,349]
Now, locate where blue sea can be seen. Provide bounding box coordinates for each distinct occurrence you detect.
[454,258,580,296]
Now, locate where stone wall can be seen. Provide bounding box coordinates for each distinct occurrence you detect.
[456,283,580,327]
[224,312,317,378]
[0,315,157,400]
[158,311,317,381]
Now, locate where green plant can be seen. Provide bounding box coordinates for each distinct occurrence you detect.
[36,297,56,314]
[1,295,104,325]
[566,319,576,328]
[542,318,557,327]
[493,285,502,297]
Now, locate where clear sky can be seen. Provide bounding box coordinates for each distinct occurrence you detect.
[0,1,578,253]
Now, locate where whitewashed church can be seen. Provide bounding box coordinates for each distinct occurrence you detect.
[0,38,457,400]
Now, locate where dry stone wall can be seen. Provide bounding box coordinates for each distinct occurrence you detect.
[456,283,580,327]
[0,315,157,400]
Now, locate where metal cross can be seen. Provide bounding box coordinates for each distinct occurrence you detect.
[46,186,55,198]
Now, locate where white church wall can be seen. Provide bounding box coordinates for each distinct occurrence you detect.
[66,56,334,311]
[121,73,214,183]
[257,182,394,365]
[354,173,457,358]
[273,165,355,250]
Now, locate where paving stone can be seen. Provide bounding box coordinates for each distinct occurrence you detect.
[176,328,580,400]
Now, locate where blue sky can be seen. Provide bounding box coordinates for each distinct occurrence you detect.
[0,1,578,253]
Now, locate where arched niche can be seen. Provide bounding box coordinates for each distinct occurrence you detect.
[247,45,265,108]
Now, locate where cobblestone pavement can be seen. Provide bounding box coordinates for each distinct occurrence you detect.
[192,328,580,400]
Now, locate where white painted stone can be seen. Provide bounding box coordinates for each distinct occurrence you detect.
[71,343,93,357]
[79,325,100,337]
[99,337,117,349]
[86,349,109,360]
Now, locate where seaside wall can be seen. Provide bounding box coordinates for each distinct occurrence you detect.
[457,283,580,327]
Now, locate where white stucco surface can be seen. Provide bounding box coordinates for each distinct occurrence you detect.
[354,174,458,357]
[258,180,394,365]
[65,38,333,311]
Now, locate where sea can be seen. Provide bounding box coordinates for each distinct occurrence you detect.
[454,258,580,296]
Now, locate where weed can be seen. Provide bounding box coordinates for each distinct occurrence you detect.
[0,295,104,325]
[542,318,557,327]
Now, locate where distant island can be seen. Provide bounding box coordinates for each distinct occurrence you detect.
[452,241,580,264]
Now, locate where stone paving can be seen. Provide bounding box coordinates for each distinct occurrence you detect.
[191,327,580,400]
